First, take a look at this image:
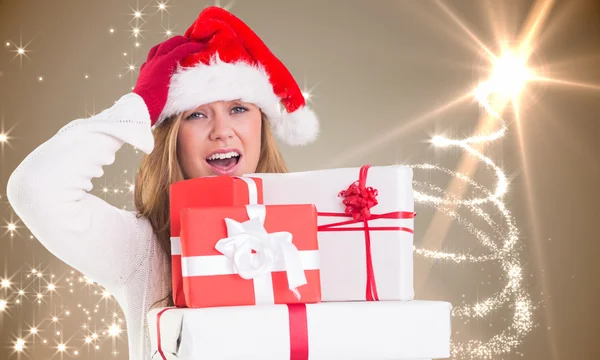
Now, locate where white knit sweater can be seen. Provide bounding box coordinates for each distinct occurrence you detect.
[6,93,168,360]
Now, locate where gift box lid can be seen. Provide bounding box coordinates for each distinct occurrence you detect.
[244,165,414,214]
[169,176,263,235]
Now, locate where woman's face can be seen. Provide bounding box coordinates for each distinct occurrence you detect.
[177,100,262,178]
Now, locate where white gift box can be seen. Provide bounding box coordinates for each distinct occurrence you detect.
[148,301,452,360]
[247,165,415,301]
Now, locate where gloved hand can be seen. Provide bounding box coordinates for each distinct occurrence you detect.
[133,36,205,124]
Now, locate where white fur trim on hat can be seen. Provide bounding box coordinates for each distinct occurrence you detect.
[156,56,318,146]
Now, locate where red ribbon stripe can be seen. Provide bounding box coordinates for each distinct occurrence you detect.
[156,307,174,360]
[288,303,309,360]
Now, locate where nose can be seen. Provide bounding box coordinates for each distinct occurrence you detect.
[209,110,234,141]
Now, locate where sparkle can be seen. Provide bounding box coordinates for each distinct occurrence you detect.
[9,35,34,67]
[162,25,175,38]
[1,278,10,288]
[156,1,168,12]
[131,26,141,38]
[108,323,122,337]
[15,339,25,352]
[301,82,318,104]
[57,343,66,352]
[30,327,38,334]
[38,76,44,81]
[4,219,21,237]
[0,299,7,311]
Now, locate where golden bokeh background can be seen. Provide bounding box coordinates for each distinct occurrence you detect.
[1,0,599,359]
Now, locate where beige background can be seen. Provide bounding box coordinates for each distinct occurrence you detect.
[1,0,599,359]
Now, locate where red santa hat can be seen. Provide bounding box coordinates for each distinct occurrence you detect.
[156,6,319,146]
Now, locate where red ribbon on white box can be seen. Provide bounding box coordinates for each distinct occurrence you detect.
[316,165,416,301]
[155,304,309,360]
[170,176,260,256]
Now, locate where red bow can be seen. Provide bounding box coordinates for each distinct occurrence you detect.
[338,165,379,220]
[339,184,378,220]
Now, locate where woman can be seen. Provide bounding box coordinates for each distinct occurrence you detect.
[6,6,319,360]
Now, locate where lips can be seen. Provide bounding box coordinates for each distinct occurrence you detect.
[205,148,242,175]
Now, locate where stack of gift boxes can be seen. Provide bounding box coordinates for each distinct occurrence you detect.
[148,165,452,360]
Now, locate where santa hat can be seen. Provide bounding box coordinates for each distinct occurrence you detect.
[156,6,319,146]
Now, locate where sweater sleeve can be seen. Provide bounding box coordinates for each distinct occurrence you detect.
[6,92,157,291]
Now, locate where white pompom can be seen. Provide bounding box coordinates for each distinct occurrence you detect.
[272,106,319,146]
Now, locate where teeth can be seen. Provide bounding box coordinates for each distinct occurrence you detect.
[207,151,240,160]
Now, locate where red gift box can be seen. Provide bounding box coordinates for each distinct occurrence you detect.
[180,204,321,308]
[169,176,263,307]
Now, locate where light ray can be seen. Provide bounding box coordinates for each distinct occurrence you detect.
[532,76,600,91]
[324,91,474,168]
[434,0,498,60]
[517,0,555,57]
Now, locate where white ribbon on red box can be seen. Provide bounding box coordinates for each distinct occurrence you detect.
[180,204,319,304]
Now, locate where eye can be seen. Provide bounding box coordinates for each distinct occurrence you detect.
[185,112,206,120]
[231,106,248,114]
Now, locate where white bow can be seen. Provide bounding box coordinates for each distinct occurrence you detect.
[214,206,307,299]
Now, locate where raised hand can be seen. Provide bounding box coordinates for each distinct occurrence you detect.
[133,36,205,124]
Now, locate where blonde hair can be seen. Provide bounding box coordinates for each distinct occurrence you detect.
[133,112,288,307]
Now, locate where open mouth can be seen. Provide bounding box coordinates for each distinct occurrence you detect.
[205,150,241,175]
